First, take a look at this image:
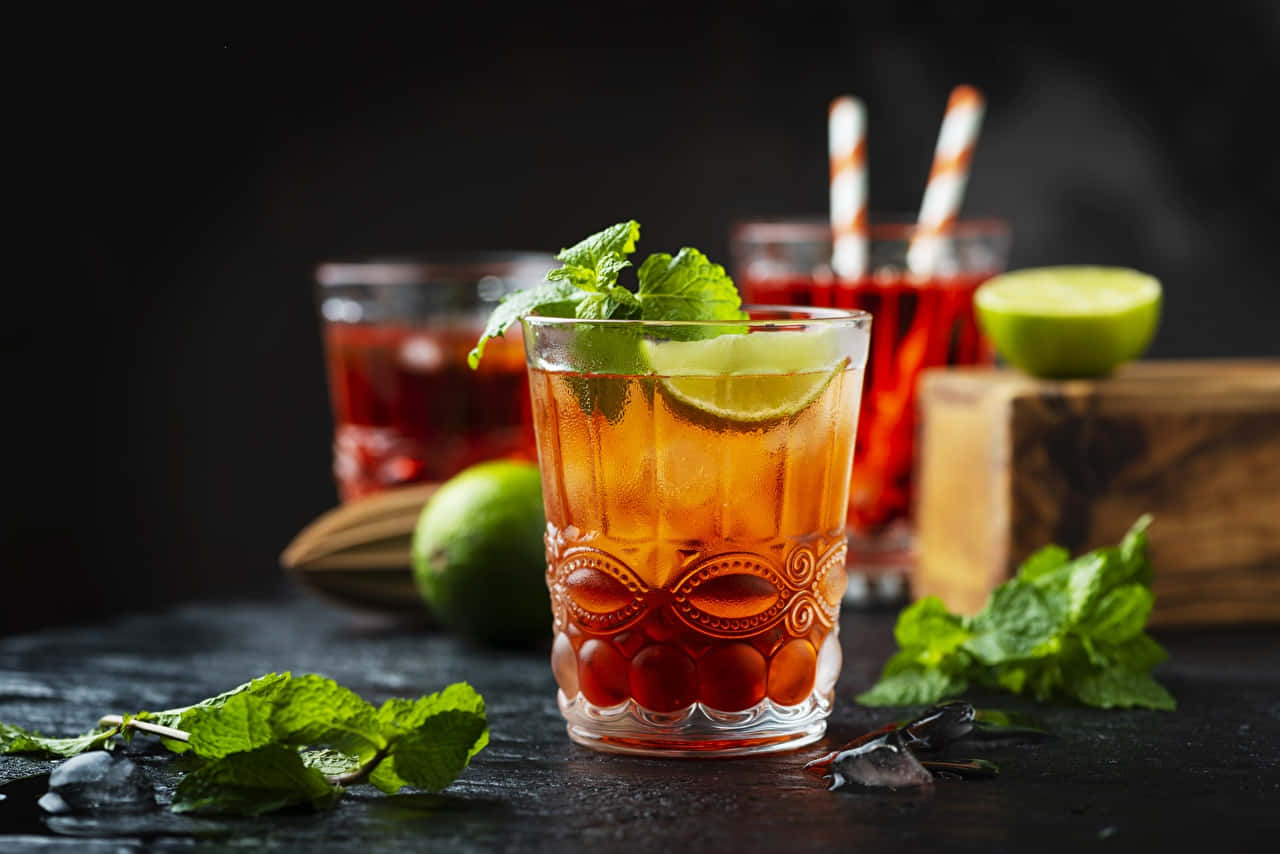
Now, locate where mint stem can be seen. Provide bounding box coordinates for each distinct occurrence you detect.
[326,745,389,787]
[98,715,189,742]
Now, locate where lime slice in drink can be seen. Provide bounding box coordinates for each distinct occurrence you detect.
[640,327,847,423]
[974,266,1162,378]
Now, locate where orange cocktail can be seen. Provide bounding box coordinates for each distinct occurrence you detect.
[522,308,870,756]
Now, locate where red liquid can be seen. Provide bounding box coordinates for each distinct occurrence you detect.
[742,272,994,534]
[323,321,535,502]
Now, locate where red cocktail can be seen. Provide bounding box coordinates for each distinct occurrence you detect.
[316,254,555,502]
[731,219,1010,592]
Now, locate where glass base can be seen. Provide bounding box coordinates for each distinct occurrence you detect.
[558,690,832,757]
[844,521,914,608]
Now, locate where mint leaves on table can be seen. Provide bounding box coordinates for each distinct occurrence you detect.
[859,515,1175,711]
[0,723,122,758]
[467,219,748,368]
[0,672,489,816]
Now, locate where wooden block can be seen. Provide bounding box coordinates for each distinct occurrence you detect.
[913,360,1280,627]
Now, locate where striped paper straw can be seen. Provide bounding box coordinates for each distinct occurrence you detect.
[907,85,985,274]
[829,95,869,281]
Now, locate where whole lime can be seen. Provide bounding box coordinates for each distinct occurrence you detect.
[411,460,550,647]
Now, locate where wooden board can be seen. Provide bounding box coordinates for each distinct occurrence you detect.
[913,359,1280,626]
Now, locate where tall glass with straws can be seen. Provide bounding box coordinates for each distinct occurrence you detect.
[522,308,870,756]
[731,219,1010,600]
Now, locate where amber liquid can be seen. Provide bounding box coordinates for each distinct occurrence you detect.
[528,363,861,718]
[323,321,535,502]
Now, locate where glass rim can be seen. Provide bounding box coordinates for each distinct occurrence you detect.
[521,304,871,329]
[730,215,1010,243]
[315,251,559,287]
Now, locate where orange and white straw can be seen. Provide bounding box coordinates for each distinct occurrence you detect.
[907,85,985,274]
[829,95,868,279]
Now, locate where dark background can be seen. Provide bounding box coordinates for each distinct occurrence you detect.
[5,2,1278,635]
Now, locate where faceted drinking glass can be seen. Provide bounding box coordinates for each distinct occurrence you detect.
[522,308,871,756]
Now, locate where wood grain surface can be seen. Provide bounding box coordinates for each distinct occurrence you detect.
[914,360,1280,626]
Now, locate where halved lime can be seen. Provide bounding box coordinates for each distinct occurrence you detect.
[639,327,848,423]
[974,266,1162,378]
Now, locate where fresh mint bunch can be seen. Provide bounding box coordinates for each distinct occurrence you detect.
[467,220,747,368]
[859,515,1175,711]
[0,673,489,816]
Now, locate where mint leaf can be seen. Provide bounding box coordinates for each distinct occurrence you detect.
[0,722,118,758]
[1017,544,1071,584]
[1103,633,1168,672]
[469,221,644,368]
[893,596,970,663]
[183,692,276,759]
[991,663,1031,695]
[179,675,383,761]
[468,279,584,368]
[576,286,640,320]
[1078,583,1153,645]
[879,648,927,677]
[1063,551,1112,622]
[857,668,968,707]
[368,758,408,795]
[1119,513,1154,586]
[634,248,747,324]
[375,710,489,793]
[171,744,342,816]
[267,675,384,760]
[962,580,1068,664]
[375,682,486,738]
[1069,668,1176,711]
[1025,658,1069,702]
[548,220,641,289]
[142,671,291,731]
[371,683,489,794]
[301,749,362,776]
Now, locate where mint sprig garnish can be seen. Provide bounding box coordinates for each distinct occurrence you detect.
[859,515,1175,711]
[468,220,747,368]
[0,672,488,816]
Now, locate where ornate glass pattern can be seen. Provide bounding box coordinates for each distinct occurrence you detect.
[546,523,847,716]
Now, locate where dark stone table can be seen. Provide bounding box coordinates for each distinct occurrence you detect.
[2,594,1278,852]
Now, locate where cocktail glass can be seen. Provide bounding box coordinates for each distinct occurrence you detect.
[315,253,556,502]
[730,219,1011,602]
[522,307,871,756]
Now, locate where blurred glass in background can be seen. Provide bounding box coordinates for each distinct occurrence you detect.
[731,218,1011,602]
[315,253,557,502]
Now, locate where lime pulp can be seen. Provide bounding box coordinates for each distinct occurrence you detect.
[974,266,1162,378]
[639,327,849,423]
